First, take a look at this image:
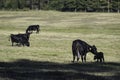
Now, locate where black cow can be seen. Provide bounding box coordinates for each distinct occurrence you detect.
[72,39,97,63]
[26,25,40,33]
[17,33,31,41]
[94,52,104,62]
[9,33,31,47]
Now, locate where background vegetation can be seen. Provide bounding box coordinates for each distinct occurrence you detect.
[0,0,120,12]
[0,11,120,80]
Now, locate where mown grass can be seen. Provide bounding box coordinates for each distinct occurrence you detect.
[0,11,120,80]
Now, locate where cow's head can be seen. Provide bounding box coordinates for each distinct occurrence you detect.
[25,42,30,47]
[89,45,97,54]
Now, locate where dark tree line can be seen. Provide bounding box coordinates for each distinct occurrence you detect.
[0,0,119,12]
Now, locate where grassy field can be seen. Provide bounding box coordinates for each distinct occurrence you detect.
[0,11,120,80]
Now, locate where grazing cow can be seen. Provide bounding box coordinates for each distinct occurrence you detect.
[94,52,104,62]
[9,33,31,47]
[72,39,97,63]
[26,25,40,33]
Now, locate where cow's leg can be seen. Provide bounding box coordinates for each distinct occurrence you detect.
[100,58,102,62]
[36,30,38,33]
[36,29,39,33]
[84,55,86,62]
[97,59,99,62]
[77,51,80,62]
[72,50,76,63]
[21,43,25,47]
[72,56,75,63]
[102,58,105,62]
[12,41,15,46]
[81,56,83,62]
[12,42,13,46]
[102,58,104,62]
[77,57,79,62]
[22,44,24,47]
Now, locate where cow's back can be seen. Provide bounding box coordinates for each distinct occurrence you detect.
[72,39,91,55]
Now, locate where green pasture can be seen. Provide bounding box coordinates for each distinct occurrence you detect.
[0,11,120,80]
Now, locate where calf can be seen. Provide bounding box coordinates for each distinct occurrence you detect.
[26,25,40,33]
[72,39,97,63]
[94,52,104,62]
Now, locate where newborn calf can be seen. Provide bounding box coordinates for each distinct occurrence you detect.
[94,52,104,62]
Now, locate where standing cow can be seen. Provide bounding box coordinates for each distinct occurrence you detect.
[9,33,31,47]
[72,39,97,63]
[26,25,40,34]
[17,33,31,41]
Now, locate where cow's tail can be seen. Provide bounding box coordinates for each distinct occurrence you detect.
[77,50,80,58]
[72,41,76,62]
[72,41,76,56]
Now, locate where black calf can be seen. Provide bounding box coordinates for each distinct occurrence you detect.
[94,52,104,62]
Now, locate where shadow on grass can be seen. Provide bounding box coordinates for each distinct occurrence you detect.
[0,59,120,80]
